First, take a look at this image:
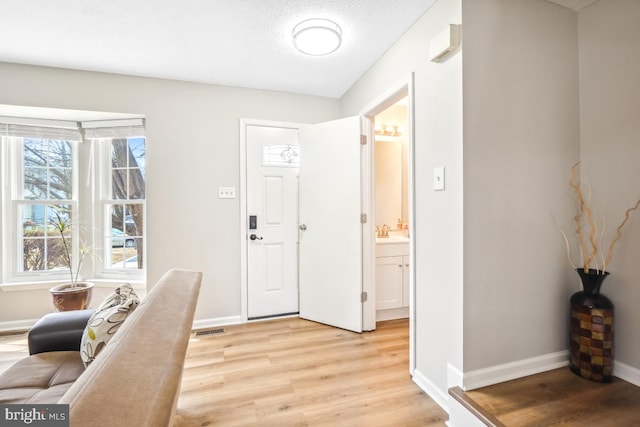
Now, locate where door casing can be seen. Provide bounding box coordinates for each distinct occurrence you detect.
[240,119,304,322]
[245,124,300,319]
[359,73,416,373]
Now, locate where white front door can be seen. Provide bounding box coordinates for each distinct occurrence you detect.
[246,124,300,319]
[298,116,364,333]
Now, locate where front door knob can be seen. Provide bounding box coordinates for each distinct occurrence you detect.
[249,234,263,241]
[299,224,307,231]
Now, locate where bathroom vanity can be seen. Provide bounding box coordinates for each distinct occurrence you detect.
[375,237,410,321]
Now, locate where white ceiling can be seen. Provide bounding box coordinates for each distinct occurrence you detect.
[0,0,436,99]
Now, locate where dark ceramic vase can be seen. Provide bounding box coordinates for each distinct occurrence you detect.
[569,268,614,383]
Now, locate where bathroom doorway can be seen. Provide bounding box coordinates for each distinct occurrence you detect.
[360,74,415,372]
[373,97,411,323]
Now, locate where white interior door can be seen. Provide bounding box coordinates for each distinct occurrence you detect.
[299,116,363,332]
[246,125,300,319]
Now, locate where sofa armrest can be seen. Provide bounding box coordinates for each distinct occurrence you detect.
[28,309,94,355]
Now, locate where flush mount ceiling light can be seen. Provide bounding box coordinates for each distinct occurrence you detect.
[292,18,342,56]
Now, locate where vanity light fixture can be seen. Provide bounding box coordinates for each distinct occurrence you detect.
[293,18,342,56]
[375,124,402,138]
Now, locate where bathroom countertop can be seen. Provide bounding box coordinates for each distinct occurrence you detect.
[375,236,409,244]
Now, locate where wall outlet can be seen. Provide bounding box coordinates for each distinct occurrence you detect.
[218,186,236,199]
[433,167,445,191]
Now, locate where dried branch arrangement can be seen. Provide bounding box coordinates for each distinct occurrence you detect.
[560,163,640,274]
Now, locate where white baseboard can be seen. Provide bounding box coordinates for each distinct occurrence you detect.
[376,307,409,322]
[412,368,449,413]
[462,350,569,391]
[459,351,639,391]
[614,360,640,387]
[0,318,39,333]
[192,315,242,330]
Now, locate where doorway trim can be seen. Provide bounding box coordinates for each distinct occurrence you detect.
[239,119,305,323]
[359,73,416,373]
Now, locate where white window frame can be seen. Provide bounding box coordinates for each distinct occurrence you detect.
[0,118,146,287]
[95,137,146,280]
[5,136,79,283]
[0,134,8,283]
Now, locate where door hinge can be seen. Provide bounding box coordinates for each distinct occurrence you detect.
[360,213,367,224]
[361,292,368,303]
[360,134,367,145]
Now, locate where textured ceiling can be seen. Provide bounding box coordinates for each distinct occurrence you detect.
[0,0,436,98]
[546,0,600,12]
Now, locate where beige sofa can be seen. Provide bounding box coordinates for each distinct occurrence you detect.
[0,269,202,426]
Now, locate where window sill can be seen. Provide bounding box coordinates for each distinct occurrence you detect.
[0,279,146,293]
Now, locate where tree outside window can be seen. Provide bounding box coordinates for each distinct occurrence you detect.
[20,139,74,272]
[106,137,145,270]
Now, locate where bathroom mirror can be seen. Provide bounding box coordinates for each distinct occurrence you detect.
[374,100,408,231]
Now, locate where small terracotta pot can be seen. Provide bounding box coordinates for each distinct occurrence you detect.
[49,282,95,312]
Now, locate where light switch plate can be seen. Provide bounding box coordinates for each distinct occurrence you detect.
[218,186,236,199]
[433,167,445,191]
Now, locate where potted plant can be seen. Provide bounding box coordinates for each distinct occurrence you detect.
[48,210,94,312]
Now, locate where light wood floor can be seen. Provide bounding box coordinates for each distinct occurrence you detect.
[4,319,640,426]
[0,318,447,426]
[0,332,29,375]
[454,367,640,427]
[175,318,447,426]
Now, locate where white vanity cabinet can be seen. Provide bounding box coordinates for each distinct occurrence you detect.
[375,240,409,321]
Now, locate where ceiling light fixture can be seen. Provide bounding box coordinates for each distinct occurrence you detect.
[293,18,342,56]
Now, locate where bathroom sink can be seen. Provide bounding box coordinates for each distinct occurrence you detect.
[376,236,409,244]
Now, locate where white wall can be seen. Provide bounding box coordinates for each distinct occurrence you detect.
[345,0,583,403]
[341,0,463,406]
[462,0,579,372]
[0,62,340,325]
[579,0,640,372]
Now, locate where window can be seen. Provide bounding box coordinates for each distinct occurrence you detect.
[103,137,146,271]
[1,121,82,283]
[20,138,75,273]
[1,117,146,285]
[85,120,146,276]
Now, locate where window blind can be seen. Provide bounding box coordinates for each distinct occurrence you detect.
[0,116,83,141]
[82,118,145,139]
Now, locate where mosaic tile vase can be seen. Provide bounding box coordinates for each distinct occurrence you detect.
[569,268,614,383]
